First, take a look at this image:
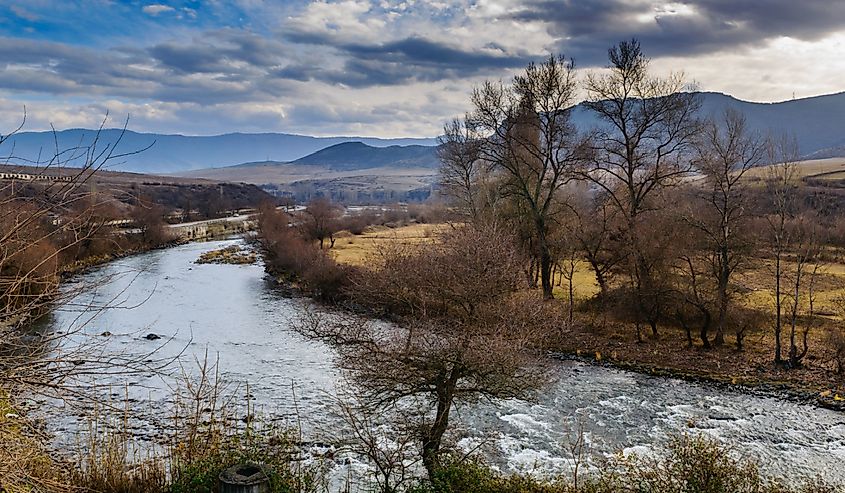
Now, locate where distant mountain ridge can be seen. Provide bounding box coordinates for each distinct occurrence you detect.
[0,129,439,174]
[566,91,845,159]
[3,91,845,176]
[216,91,845,176]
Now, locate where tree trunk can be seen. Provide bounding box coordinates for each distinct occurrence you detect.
[540,251,554,300]
[714,268,728,346]
[774,251,783,365]
[537,227,554,300]
[586,257,609,297]
[699,309,712,349]
[421,371,459,478]
[677,310,693,348]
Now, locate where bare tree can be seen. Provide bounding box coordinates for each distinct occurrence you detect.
[130,195,173,247]
[302,197,342,249]
[685,109,766,346]
[468,55,587,299]
[764,139,800,365]
[330,387,421,493]
[570,188,623,298]
[579,39,701,338]
[783,214,824,368]
[437,117,490,222]
[0,114,179,491]
[296,225,558,478]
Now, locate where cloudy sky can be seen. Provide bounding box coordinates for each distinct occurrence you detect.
[0,0,843,137]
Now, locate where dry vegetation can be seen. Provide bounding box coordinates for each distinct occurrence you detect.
[257,40,845,490]
[330,223,447,266]
[195,245,258,265]
[4,37,845,492]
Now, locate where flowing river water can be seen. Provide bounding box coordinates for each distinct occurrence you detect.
[37,238,845,483]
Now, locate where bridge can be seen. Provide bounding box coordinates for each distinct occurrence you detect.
[0,171,72,182]
[167,213,257,241]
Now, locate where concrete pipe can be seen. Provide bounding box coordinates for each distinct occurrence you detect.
[219,463,270,493]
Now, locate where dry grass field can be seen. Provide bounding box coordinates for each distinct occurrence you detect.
[744,157,845,180]
[328,222,845,402]
[330,223,450,265]
[331,223,845,320]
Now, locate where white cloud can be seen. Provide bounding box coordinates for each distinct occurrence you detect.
[142,4,176,16]
[651,32,845,102]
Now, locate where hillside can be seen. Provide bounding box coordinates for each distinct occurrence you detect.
[290,142,438,170]
[0,129,438,174]
[697,92,845,157]
[179,141,439,203]
[0,164,272,220]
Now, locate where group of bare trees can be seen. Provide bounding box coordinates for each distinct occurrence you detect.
[252,39,845,486]
[439,39,834,368]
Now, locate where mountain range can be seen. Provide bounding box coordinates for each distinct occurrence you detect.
[0,129,438,174]
[1,91,844,178]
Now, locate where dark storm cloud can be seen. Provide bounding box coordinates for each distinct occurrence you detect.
[147,30,286,74]
[513,0,845,65]
[148,43,231,74]
[341,37,528,71]
[281,30,531,86]
[0,35,292,105]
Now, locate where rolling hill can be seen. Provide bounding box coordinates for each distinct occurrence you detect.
[180,141,439,203]
[289,142,438,170]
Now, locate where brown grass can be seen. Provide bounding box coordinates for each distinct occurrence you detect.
[744,157,845,181]
[333,222,845,404]
[330,223,450,266]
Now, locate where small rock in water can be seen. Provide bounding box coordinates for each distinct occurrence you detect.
[144,333,161,341]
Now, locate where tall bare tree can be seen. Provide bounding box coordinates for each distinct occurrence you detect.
[437,117,489,222]
[765,136,800,364]
[685,109,766,346]
[468,55,587,299]
[579,39,701,339]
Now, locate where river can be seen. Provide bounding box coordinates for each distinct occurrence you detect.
[38,238,845,483]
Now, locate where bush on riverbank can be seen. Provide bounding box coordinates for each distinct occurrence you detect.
[61,414,844,493]
[257,203,352,300]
